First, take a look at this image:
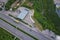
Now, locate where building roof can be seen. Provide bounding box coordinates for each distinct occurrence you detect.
[17,8,29,19]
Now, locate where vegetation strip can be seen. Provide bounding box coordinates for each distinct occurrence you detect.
[26,0,60,35]
[0,18,38,40]
[5,0,16,10]
[0,27,20,40]
[0,28,14,40]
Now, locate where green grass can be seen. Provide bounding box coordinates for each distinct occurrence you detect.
[32,16,43,31]
[27,0,60,35]
[0,28,19,40]
[5,0,16,10]
[21,3,33,9]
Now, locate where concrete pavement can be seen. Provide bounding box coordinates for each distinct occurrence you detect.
[0,20,34,40]
[0,13,54,40]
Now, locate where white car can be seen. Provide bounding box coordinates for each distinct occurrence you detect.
[14,20,20,23]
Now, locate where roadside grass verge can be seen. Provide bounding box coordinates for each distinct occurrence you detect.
[0,27,19,40]
[32,16,43,31]
[5,0,16,10]
[27,0,60,35]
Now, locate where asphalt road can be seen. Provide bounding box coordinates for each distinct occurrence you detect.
[0,13,54,40]
[0,20,34,40]
[0,0,8,4]
[54,0,60,4]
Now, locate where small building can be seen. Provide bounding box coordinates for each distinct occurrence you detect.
[17,7,29,20]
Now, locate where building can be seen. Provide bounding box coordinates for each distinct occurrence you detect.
[17,7,29,20]
[17,9,28,19]
[39,0,60,35]
[17,7,35,26]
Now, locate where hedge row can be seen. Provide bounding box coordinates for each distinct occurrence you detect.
[27,0,60,35]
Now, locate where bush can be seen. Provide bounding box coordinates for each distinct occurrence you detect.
[28,0,60,35]
[5,0,16,10]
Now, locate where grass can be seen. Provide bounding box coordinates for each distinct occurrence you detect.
[32,16,43,31]
[26,0,60,35]
[5,0,22,11]
[21,0,33,9]
[0,18,38,40]
[21,2,33,9]
[5,0,16,10]
[0,27,19,40]
[12,0,22,11]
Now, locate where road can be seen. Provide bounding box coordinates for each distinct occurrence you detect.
[0,0,8,4]
[0,13,54,40]
[54,0,60,4]
[0,20,34,40]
